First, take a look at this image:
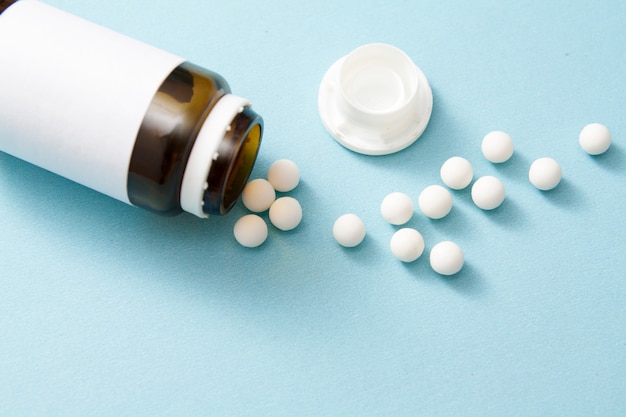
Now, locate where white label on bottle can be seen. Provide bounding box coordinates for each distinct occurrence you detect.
[0,0,184,203]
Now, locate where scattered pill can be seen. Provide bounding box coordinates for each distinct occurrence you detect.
[471,176,506,210]
[380,192,414,225]
[242,178,275,212]
[430,241,464,275]
[233,214,268,248]
[418,185,453,219]
[333,214,366,247]
[440,156,473,190]
[529,157,562,191]
[267,159,300,192]
[269,196,302,231]
[579,123,611,155]
[390,228,425,262]
[482,131,514,163]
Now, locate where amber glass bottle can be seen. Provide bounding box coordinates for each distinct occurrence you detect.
[0,0,263,218]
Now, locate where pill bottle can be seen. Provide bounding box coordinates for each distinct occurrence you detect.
[0,0,263,217]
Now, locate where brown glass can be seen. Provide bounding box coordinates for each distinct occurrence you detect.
[204,107,262,214]
[0,0,18,15]
[128,62,263,216]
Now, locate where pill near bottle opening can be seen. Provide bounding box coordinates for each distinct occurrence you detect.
[418,185,453,220]
[267,159,300,192]
[529,157,562,191]
[440,156,473,190]
[234,214,268,248]
[471,176,506,210]
[333,214,366,247]
[269,196,302,231]
[381,192,414,225]
[579,123,611,155]
[430,241,464,275]
[482,131,514,163]
[390,228,425,262]
[242,178,275,212]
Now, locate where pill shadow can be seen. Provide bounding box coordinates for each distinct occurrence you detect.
[402,259,486,298]
[426,205,470,236]
[492,152,531,182]
[589,143,625,173]
[337,233,381,265]
[537,178,586,210]
[449,186,475,207]
[481,197,526,229]
[439,262,486,298]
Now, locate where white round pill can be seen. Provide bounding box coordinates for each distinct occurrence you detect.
[269,196,302,231]
[430,241,464,275]
[471,176,506,210]
[529,157,562,191]
[267,159,300,192]
[579,123,611,155]
[242,178,276,212]
[390,228,425,263]
[418,185,453,219]
[233,214,268,248]
[380,192,414,225]
[482,131,514,163]
[333,214,366,247]
[440,156,473,190]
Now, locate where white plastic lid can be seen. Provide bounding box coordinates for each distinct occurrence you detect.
[318,43,433,155]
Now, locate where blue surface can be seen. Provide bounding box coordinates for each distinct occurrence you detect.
[1,0,625,416]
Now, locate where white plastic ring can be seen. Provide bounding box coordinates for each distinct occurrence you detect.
[180,94,250,218]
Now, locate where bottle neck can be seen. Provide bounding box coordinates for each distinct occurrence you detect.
[127,62,263,218]
[127,62,228,216]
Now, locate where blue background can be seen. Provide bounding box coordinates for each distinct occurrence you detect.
[1,0,625,416]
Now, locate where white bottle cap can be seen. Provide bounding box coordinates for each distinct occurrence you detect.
[318,43,433,155]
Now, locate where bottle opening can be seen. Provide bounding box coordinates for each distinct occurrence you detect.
[203,106,263,215]
[221,115,263,212]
